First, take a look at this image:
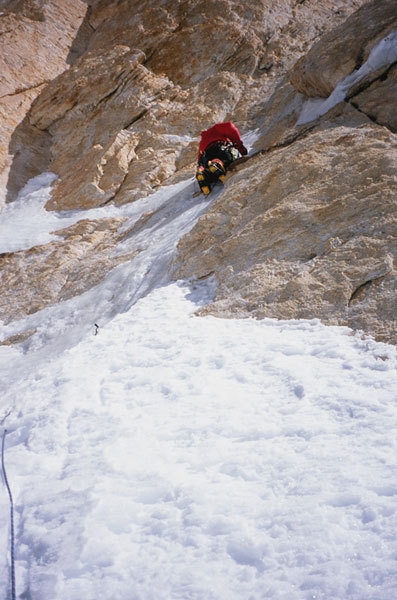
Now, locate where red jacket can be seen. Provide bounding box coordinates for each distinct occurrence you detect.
[198,122,247,158]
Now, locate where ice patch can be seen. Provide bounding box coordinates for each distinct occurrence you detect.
[0,173,58,252]
[242,128,261,152]
[297,28,397,125]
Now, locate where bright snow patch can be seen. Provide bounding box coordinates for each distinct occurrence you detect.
[1,282,397,600]
[0,173,59,252]
[0,164,396,600]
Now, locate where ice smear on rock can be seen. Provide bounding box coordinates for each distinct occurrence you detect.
[297,29,397,125]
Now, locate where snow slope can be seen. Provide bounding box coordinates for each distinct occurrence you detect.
[0,175,397,600]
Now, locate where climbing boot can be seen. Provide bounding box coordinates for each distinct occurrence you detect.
[208,158,226,182]
[196,165,211,195]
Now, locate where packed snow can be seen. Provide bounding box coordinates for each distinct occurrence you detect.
[297,28,397,125]
[1,171,397,600]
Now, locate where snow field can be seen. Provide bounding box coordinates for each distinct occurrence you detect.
[0,143,396,600]
[1,282,396,600]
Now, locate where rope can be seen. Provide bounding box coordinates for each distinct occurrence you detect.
[1,430,16,600]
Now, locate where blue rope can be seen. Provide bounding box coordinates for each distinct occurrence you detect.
[1,430,16,600]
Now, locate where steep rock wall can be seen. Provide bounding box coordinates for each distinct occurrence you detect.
[174,0,397,344]
[174,119,396,343]
[4,0,367,209]
[1,0,395,346]
[0,0,88,204]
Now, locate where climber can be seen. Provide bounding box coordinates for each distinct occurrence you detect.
[196,121,247,195]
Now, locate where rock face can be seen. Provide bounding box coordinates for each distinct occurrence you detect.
[290,0,397,98]
[0,216,133,322]
[174,0,397,345]
[174,119,397,343]
[0,0,88,204]
[0,0,396,345]
[3,0,368,209]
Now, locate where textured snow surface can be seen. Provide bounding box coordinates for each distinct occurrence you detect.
[0,171,396,600]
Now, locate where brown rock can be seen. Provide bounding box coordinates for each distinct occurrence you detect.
[0,217,133,323]
[28,45,170,209]
[173,121,397,345]
[290,0,397,98]
[0,0,395,347]
[0,0,88,206]
[349,64,397,133]
[4,0,369,207]
[0,328,37,346]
